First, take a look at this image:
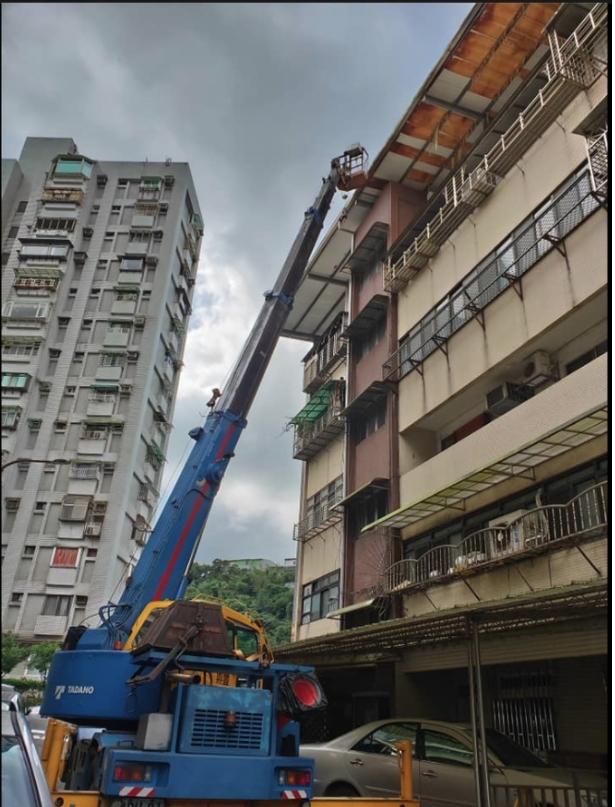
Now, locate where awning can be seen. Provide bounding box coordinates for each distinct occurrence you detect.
[337,478,389,508]
[291,381,337,425]
[327,599,376,618]
[90,383,119,390]
[343,294,388,339]
[276,580,607,664]
[363,405,608,533]
[345,222,389,273]
[343,380,388,417]
[83,417,124,426]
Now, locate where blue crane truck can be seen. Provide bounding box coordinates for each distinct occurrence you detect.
[40,146,368,807]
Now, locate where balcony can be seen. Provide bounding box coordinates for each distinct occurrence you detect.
[96,364,123,382]
[118,271,143,286]
[111,299,137,316]
[41,188,84,203]
[303,320,348,394]
[47,566,79,586]
[77,437,106,455]
[293,406,345,461]
[385,168,603,383]
[384,3,608,293]
[293,498,344,543]
[291,381,345,461]
[131,214,154,229]
[34,615,68,637]
[383,481,607,594]
[87,393,115,417]
[104,328,130,348]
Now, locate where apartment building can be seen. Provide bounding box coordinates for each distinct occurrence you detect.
[279,3,608,768]
[1,137,202,642]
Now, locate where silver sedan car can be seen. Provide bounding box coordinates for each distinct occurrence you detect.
[301,718,608,806]
[2,690,53,807]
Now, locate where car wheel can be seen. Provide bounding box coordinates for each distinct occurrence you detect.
[325,782,360,797]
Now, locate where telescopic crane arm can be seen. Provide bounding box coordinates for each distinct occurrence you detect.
[95,146,367,647]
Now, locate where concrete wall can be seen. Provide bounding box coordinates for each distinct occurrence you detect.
[398,353,607,528]
[305,435,344,500]
[397,209,607,433]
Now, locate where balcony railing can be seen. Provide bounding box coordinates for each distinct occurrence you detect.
[586,128,608,194]
[491,782,608,807]
[303,322,348,394]
[384,169,602,382]
[384,2,608,293]
[293,405,345,461]
[293,498,343,543]
[384,481,607,594]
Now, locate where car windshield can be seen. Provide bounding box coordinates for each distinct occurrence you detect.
[486,729,548,768]
[2,733,39,806]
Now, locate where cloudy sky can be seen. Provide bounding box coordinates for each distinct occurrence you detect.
[2,2,471,565]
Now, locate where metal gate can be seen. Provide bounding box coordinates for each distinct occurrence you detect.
[492,666,557,754]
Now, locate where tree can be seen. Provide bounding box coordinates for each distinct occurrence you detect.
[2,632,29,677]
[186,562,296,647]
[28,642,60,683]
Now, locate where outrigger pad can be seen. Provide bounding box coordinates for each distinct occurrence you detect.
[132,600,234,657]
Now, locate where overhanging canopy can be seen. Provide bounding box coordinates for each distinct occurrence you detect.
[291,381,337,424]
[363,405,608,533]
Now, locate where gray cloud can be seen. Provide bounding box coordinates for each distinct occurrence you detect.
[2,2,471,563]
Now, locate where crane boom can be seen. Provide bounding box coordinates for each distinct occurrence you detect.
[90,146,367,647]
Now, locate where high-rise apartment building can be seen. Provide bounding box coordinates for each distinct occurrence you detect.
[1,137,202,642]
[279,3,608,769]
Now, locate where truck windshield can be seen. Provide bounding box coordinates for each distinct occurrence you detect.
[486,729,548,768]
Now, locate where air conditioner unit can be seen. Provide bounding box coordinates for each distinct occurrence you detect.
[145,256,158,267]
[82,227,93,238]
[521,350,557,387]
[163,175,175,187]
[84,523,101,537]
[134,316,145,327]
[74,252,87,264]
[97,174,108,187]
[488,509,530,529]
[485,382,533,416]
[84,430,105,440]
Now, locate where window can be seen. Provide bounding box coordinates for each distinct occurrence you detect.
[19,243,68,259]
[353,722,418,756]
[1,373,31,390]
[35,217,76,232]
[2,341,40,358]
[34,501,46,514]
[51,547,80,568]
[42,594,72,616]
[1,407,21,429]
[10,593,23,605]
[1,252,9,265]
[86,548,98,559]
[75,595,88,607]
[301,570,340,624]
[422,729,474,767]
[120,257,144,272]
[566,341,608,375]
[5,498,20,512]
[354,400,386,443]
[54,158,92,178]
[17,201,28,213]
[2,301,50,320]
[22,545,35,557]
[9,226,18,238]
[100,353,124,367]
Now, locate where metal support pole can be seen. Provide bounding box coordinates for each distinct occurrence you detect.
[473,622,493,807]
[467,627,483,807]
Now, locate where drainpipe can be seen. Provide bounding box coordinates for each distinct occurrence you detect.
[467,623,483,807]
[472,621,492,807]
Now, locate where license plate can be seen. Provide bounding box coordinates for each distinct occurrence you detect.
[110,799,165,807]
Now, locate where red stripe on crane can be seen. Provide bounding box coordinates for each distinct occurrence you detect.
[152,425,237,601]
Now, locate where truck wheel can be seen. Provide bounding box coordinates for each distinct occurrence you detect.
[325,783,360,797]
